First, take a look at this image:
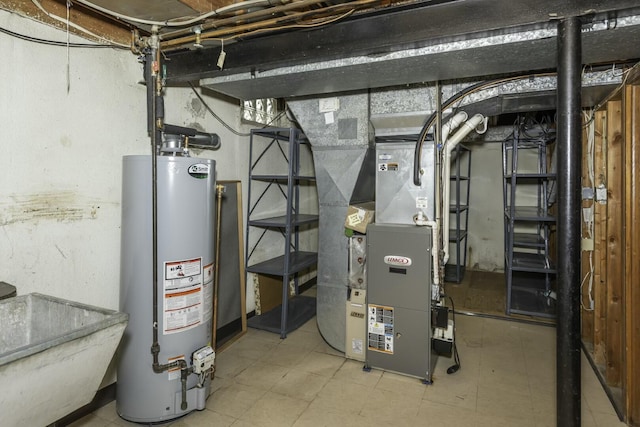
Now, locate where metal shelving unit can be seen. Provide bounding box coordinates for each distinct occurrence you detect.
[445,144,471,283]
[245,127,318,338]
[502,124,557,318]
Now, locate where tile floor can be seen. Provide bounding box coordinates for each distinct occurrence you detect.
[73,315,625,427]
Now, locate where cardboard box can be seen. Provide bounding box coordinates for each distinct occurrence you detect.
[344,202,375,234]
[254,274,288,315]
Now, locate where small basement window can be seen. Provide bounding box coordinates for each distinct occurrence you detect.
[241,98,286,127]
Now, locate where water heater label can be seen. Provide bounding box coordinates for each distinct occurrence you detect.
[188,163,210,179]
[163,257,204,335]
[368,304,394,354]
[202,263,214,323]
[383,255,412,266]
[167,355,186,381]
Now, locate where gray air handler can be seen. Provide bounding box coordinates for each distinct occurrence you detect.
[117,155,216,423]
[365,223,437,383]
[375,141,436,224]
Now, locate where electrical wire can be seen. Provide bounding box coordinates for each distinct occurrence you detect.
[188,82,251,137]
[413,73,555,186]
[29,0,129,48]
[72,0,279,28]
[445,295,461,374]
[204,9,356,42]
[188,82,289,137]
[588,61,640,118]
[580,108,596,312]
[0,25,127,48]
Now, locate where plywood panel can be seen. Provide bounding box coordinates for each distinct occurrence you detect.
[624,85,640,426]
[605,100,624,387]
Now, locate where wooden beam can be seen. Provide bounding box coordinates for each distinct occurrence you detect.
[581,114,594,342]
[593,108,608,365]
[624,84,640,426]
[0,0,132,45]
[179,0,231,12]
[605,99,624,387]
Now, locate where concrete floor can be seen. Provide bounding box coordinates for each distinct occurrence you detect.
[73,311,624,427]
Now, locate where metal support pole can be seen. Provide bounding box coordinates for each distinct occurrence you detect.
[556,16,582,427]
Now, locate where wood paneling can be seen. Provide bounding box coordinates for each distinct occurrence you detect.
[624,84,640,426]
[604,100,624,387]
[585,88,640,426]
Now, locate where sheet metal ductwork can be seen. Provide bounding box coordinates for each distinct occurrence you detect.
[288,94,372,352]
[287,69,622,351]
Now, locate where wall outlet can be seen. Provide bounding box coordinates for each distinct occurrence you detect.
[596,185,607,204]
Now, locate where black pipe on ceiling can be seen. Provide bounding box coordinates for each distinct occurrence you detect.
[556,15,582,427]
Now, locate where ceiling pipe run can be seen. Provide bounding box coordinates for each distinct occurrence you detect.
[159,0,383,49]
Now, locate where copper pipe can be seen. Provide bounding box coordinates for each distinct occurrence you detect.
[211,184,225,380]
[161,0,330,40]
[161,0,382,48]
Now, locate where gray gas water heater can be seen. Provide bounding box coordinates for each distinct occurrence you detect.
[117,152,217,423]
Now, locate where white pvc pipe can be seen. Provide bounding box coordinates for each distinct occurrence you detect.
[412,215,441,289]
[410,111,467,295]
[441,111,468,145]
[442,113,487,264]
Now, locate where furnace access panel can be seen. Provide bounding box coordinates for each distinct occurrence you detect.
[365,223,437,382]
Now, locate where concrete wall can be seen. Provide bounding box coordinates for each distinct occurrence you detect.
[466,143,505,272]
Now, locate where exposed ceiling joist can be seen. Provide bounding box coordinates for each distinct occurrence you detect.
[0,0,132,45]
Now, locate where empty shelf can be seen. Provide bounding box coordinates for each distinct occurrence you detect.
[249,214,319,227]
[512,232,545,248]
[250,174,316,181]
[508,252,556,273]
[448,229,467,241]
[247,251,318,276]
[505,206,555,222]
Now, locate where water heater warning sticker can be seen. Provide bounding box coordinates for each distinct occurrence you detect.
[202,263,214,323]
[368,304,394,354]
[165,258,202,287]
[163,257,204,335]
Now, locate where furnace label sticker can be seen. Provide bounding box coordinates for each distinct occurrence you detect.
[378,162,399,172]
[163,257,204,335]
[367,304,394,354]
